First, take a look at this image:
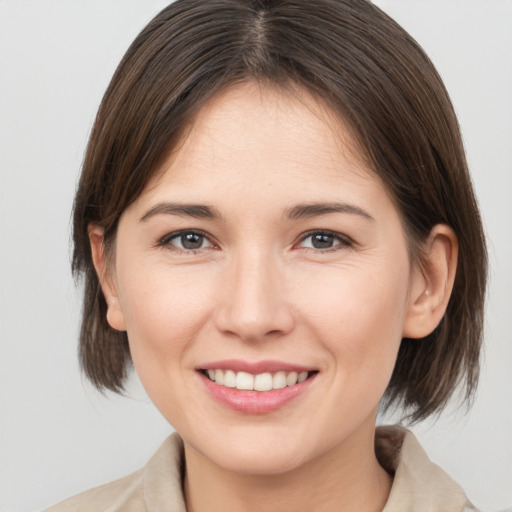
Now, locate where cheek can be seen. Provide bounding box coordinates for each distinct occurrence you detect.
[115,265,218,423]
[298,260,410,373]
[115,262,215,368]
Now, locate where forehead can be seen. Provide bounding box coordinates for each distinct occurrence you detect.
[140,81,389,211]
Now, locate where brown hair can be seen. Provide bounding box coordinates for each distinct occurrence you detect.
[73,0,487,422]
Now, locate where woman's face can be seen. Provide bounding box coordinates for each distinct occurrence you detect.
[104,83,422,474]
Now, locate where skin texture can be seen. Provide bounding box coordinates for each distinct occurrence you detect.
[90,82,457,512]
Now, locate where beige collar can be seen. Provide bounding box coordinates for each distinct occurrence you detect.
[376,425,477,511]
[140,425,476,512]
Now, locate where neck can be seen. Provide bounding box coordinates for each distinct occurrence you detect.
[183,424,392,512]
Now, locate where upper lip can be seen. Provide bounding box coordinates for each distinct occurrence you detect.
[198,359,315,374]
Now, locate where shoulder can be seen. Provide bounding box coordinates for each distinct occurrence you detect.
[45,469,144,512]
[45,433,186,512]
[377,425,479,512]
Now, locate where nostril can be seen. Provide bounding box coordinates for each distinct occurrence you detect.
[214,301,296,343]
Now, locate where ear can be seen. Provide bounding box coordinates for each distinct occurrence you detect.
[88,225,127,331]
[402,224,458,339]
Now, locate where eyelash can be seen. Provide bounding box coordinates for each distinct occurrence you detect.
[157,229,353,254]
[296,230,353,252]
[158,229,216,254]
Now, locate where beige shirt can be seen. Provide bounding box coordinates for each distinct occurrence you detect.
[46,425,477,512]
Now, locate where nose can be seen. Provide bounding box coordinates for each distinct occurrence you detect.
[214,249,295,343]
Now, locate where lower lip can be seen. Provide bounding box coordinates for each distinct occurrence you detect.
[199,372,317,414]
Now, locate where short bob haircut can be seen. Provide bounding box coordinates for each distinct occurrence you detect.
[73,0,487,422]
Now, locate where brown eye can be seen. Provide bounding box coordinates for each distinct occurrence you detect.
[162,230,213,251]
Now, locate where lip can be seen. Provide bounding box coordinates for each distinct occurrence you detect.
[197,360,318,414]
[199,359,314,374]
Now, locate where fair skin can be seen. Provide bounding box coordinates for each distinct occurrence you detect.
[90,82,457,512]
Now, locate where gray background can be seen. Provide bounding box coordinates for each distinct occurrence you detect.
[1,1,511,510]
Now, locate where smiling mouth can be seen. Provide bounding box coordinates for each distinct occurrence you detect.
[201,369,316,391]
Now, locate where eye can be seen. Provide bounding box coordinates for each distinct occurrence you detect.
[160,230,214,252]
[297,230,352,251]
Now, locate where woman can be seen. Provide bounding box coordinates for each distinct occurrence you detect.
[46,0,487,510]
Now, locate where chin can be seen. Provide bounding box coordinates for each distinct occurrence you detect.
[211,443,308,476]
[184,424,314,476]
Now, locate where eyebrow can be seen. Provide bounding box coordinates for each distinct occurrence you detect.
[139,201,374,223]
[140,202,223,222]
[285,202,374,222]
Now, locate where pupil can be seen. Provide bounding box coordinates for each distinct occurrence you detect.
[312,233,333,249]
[181,233,203,250]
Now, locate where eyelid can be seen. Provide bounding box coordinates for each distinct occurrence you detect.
[295,229,353,250]
[156,228,352,253]
[158,229,217,251]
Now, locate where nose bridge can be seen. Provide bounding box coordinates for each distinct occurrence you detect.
[216,245,294,342]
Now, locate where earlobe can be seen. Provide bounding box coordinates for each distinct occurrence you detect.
[402,224,458,339]
[88,225,127,332]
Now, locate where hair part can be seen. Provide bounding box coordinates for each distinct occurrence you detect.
[73,0,487,422]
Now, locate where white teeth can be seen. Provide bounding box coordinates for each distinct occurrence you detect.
[298,371,308,383]
[224,369,236,388]
[215,369,224,386]
[286,371,298,386]
[205,369,312,391]
[272,371,287,389]
[254,372,273,391]
[236,371,254,390]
